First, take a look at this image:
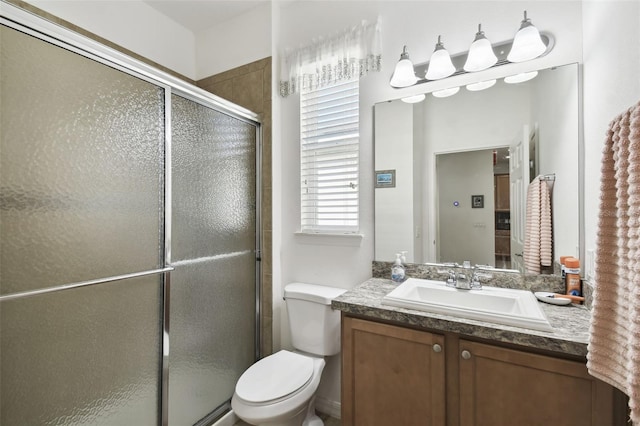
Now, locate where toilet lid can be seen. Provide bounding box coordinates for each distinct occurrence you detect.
[236,350,314,403]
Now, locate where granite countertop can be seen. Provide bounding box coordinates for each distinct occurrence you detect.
[332,278,592,357]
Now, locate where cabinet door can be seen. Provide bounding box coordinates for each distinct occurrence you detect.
[458,340,614,426]
[495,174,510,211]
[342,316,446,426]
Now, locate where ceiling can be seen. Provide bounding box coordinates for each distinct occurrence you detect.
[144,0,267,33]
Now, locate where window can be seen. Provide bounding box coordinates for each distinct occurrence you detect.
[300,78,359,234]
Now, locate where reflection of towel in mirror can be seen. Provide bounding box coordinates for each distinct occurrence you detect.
[588,100,640,425]
[523,176,553,274]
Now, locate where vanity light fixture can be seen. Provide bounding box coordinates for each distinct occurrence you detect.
[463,24,498,72]
[504,70,538,84]
[432,87,460,98]
[390,11,553,89]
[390,46,418,88]
[466,79,497,91]
[425,36,456,80]
[507,11,547,63]
[401,94,426,103]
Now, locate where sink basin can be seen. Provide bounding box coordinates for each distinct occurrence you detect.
[382,278,553,332]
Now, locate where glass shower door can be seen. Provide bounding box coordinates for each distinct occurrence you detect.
[169,94,258,425]
[0,24,165,425]
[1,8,261,424]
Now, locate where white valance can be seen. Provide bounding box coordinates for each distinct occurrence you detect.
[279,18,382,97]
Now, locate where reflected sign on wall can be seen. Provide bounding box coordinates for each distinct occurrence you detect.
[471,195,484,208]
[375,170,396,188]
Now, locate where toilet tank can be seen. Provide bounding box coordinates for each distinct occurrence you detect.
[284,283,347,356]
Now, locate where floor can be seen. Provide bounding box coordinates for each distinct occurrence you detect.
[234,411,341,426]
[495,255,512,269]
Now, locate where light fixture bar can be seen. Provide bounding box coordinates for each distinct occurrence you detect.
[393,32,553,89]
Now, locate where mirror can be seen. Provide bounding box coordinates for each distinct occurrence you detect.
[374,63,579,273]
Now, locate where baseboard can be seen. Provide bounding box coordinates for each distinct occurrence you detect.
[315,395,341,420]
[211,410,239,426]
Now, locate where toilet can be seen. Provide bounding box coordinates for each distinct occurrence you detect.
[231,282,347,426]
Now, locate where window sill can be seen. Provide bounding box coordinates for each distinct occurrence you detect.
[294,231,364,246]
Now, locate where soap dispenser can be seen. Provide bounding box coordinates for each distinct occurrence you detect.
[391,253,406,283]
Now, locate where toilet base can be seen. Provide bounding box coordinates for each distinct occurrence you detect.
[302,396,323,426]
[235,396,324,426]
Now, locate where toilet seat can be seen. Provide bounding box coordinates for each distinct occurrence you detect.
[235,350,314,404]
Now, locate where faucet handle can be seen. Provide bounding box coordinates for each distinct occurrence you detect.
[470,270,492,289]
[437,269,457,287]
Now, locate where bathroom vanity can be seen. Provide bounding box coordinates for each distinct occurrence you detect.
[333,278,628,426]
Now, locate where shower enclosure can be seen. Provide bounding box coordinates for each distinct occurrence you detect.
[0,4,261,425]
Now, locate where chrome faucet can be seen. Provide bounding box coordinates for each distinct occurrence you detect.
[438,261,492,290]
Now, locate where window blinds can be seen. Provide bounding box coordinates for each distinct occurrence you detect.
[300,78,359,233]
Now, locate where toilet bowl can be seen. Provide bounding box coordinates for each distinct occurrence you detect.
[231,282,347,426]
[231,350,325,426]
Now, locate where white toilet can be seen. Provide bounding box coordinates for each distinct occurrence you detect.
[231,282,347,426]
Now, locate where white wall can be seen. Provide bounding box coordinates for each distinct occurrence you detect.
[532,64,580,261]
[374,101,415,263]
[582,0,640,282]
[273,0,583,410]
[27,0,197,78]
[25,0,273,81]
[196,2,271,79]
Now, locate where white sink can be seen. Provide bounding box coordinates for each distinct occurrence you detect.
[382,278,553,332]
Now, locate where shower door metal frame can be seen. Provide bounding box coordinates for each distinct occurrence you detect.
[0,3,263,425]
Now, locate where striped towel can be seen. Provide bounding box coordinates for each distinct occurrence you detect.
[523,176,553,274]
[588,100,640,424]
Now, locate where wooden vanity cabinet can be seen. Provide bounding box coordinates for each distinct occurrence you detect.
[342,315,621,426]
[341,316,446,426]
[458,339,614,426]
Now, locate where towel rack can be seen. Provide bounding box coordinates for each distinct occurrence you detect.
[539,173,556,181]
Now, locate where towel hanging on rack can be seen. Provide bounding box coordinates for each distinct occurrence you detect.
[523,175,553,274]
[588,100,640,425]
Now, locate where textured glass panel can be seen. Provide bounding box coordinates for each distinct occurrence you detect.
[0,25,165,295]
[171,94,257,261]
[170,94,257,424]
[169,255,256,425]
[0,275,162,425]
